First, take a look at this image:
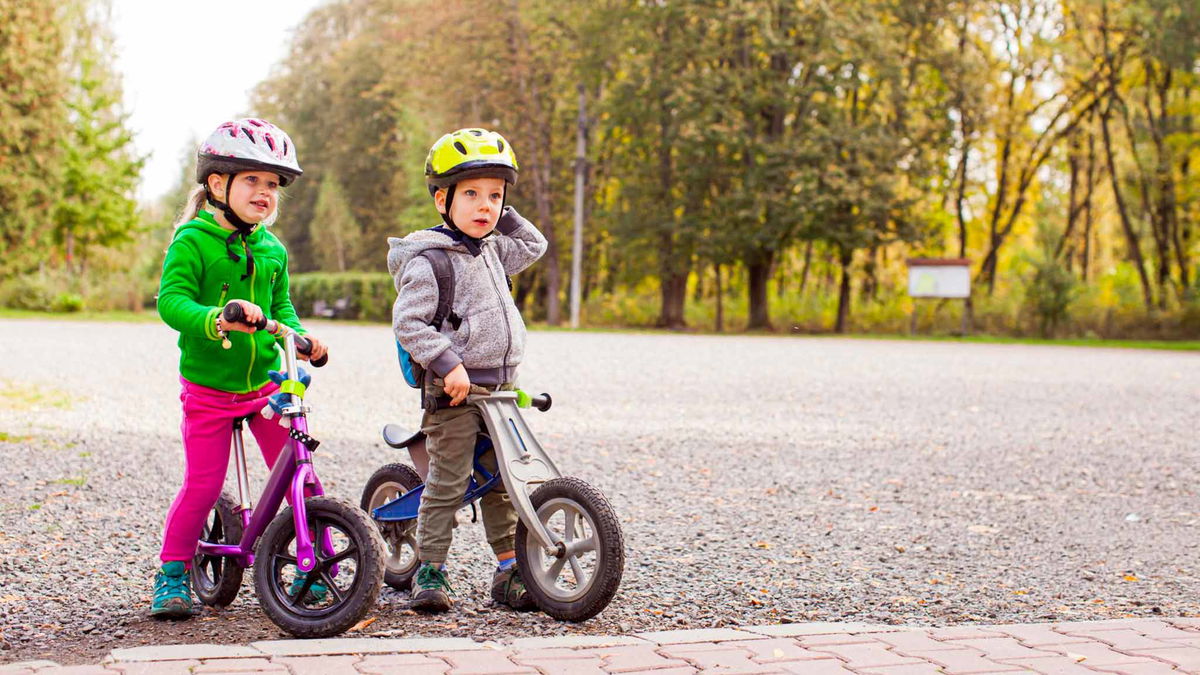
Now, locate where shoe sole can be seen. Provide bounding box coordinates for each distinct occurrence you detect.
[411,593,452,613]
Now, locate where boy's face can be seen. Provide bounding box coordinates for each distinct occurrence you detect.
[436,176,505,238]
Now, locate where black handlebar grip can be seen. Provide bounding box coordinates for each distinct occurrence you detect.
[221,302,267,330]
[531,393,552,412]
[225,303,327,367]
[298,336,328,368]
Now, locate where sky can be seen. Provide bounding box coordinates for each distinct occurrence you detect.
[110,0,327,202]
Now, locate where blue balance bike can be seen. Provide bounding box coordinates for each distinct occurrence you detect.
[360,386,624,621]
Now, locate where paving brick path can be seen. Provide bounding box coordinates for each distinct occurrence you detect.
[5,618,1200,674]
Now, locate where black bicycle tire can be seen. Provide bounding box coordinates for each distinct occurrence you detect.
[515,477,624,622]
[191,492,245,607]
[253,496,385,638]
[360,463,423,591]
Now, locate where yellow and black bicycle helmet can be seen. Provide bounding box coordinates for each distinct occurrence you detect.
[425,128,519,194]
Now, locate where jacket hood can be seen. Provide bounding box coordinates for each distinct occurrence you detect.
[387,228,467,276]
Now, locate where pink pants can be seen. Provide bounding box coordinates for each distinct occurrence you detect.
[159,377,291,562]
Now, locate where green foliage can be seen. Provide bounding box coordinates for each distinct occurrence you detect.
[310,172,361,272]
[0,0,142,308]
[288,272,395,322]
[0,0,69,277]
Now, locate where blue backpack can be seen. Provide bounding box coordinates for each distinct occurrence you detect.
[397,249,461,388]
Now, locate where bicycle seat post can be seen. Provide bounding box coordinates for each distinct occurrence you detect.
[231,417,253,514]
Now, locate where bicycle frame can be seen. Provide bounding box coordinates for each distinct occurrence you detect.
[194,332,328,573]
[372,391,563,555]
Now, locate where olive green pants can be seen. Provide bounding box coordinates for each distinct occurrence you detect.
[416,390,519,564]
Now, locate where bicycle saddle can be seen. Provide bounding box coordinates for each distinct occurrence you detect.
[382,424,425,449]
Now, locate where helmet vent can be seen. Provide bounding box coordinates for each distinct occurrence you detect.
[264,134,276,152]
[241,127,255,142]
[453,141,468,154]
[496,140,505,153]
[469,129,483,136]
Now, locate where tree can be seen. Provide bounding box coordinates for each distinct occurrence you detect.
[310,172,361,272]
[0,0,69,276]
[53,0,142,275]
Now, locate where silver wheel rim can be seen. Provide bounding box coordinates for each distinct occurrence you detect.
[368,480,418,577]
[524,497,600,602]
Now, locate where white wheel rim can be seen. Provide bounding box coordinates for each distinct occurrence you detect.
[524,497,600,602]
[368,480,418,576]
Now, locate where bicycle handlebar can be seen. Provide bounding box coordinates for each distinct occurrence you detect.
[464,385,552,412]
[222,303,328,367]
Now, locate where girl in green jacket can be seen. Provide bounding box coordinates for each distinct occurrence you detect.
[151,119,327,618]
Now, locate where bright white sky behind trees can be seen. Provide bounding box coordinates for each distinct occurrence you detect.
[110,0,325,201]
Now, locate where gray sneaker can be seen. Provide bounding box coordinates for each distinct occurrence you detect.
[491,564,536,611]
[410,563,452,612]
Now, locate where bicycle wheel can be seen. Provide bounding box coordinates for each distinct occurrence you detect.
[253,496,385,638]
[359,463,422,591]
[515,477,624,622]
[192,492,244,607]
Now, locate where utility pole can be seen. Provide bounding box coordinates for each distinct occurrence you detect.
[569,84,587,329]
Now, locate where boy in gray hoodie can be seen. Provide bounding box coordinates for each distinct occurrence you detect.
[388,128,547,612]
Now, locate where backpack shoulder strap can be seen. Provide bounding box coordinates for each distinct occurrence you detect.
[418,249,459,330]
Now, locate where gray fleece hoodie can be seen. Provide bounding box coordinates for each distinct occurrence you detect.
[388,206,547,385]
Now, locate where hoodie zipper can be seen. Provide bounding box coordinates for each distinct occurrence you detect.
[482,251,512,382]
[218,282,229,307]
[245,242,257,392]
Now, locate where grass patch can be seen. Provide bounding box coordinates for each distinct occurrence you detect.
[2,308,1195,352]
[843,333,1200,352]
[53,474,87,488]
[0,308,159,323]
[0,381,72,411]
[0,431,35,443]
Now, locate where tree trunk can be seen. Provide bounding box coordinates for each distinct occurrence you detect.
[714,263,724,333]
[658,251,688,329]
[1100,99,1154,310]
[834,246,853,334]
[799,240,814,295]
[746,253,774,331]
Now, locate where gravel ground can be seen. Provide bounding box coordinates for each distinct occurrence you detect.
[1,318,1198,665]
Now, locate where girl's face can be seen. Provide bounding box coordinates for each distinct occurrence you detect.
[436,177,505,238]
[209,171,281,225]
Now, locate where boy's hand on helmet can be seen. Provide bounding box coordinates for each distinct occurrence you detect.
[444,364,471,406]
[298,334,327,363]
[221,300,264,333]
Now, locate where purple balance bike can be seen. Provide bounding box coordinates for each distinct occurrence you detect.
[191,305,386,637]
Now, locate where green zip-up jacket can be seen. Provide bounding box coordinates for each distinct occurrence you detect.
[157,210,306,393]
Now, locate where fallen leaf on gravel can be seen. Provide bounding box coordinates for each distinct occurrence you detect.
[348,617,377,632]
[1066,653,1087,662]
[753,541,771,549]
[1124,574,1139,582]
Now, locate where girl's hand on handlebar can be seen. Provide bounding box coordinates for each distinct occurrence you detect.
[298,333,328,363]
[220,300,265,333]
[444,364,470,406]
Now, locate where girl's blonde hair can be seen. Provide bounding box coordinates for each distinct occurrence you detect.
[173,177,281,229]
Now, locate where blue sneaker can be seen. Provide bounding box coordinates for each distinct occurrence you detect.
[151,561,193,618]
[289,569,329,603]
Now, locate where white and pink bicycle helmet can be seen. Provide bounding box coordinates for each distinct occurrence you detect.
[196,118,303,186]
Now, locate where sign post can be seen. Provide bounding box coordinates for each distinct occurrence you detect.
[906,258,972,335]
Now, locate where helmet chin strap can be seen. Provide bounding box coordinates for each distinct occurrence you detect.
[206,173,257,280]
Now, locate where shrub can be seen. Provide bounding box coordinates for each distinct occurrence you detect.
[50,292,84,313]
[289,272,395,321]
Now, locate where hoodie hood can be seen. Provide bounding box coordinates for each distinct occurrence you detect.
[387,227,472,276]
